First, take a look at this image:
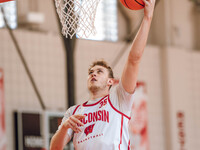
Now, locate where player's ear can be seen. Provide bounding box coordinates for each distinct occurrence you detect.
[107,78,114,86]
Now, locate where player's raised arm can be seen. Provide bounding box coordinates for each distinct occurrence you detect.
[121,0,155,93]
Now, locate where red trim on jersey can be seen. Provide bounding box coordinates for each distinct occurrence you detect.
[128,140,130,150]
[108,95,131,120]
[119,115,123,150]
[72,105,81,115]
[82,95,108,107]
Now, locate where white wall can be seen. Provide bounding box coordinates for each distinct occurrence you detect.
[0,29,66,150]
[165,47,200,150]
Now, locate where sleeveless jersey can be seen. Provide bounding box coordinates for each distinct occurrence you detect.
[72,95,131,150]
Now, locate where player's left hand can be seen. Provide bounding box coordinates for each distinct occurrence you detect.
[143,0,155,19]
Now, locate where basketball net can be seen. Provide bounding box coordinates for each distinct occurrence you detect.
[55,0,101,39]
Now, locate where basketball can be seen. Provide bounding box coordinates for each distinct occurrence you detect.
[120,0,145,10]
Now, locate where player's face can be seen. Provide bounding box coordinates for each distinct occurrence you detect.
[87,65,111,92]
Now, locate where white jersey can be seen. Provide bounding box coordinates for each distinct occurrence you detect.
[59,82,134,150]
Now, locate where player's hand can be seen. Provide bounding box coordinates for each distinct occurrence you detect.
[143,0,155,19]
[62,114,85,133]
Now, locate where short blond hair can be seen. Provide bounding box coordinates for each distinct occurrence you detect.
[88,60,114,79]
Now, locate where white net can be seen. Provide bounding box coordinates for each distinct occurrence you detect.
[55,0,101,39]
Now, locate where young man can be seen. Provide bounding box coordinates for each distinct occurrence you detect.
[50,0,155,149]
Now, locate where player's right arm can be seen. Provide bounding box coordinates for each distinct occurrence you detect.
[121,0,155,94]
[50,114,85,150]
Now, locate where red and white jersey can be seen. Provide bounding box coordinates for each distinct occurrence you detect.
[59,81,134,150]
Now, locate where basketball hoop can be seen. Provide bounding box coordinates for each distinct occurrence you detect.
[54,0,101,39]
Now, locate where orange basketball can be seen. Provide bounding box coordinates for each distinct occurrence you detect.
[120,0,145,10]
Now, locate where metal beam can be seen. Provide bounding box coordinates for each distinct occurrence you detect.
[1,7,46,110]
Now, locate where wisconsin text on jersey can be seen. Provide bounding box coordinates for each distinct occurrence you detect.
[74,97,109,143]
[76,98,109,125]
[81,109,109,124]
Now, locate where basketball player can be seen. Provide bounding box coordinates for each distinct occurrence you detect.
[50,0,155,149]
